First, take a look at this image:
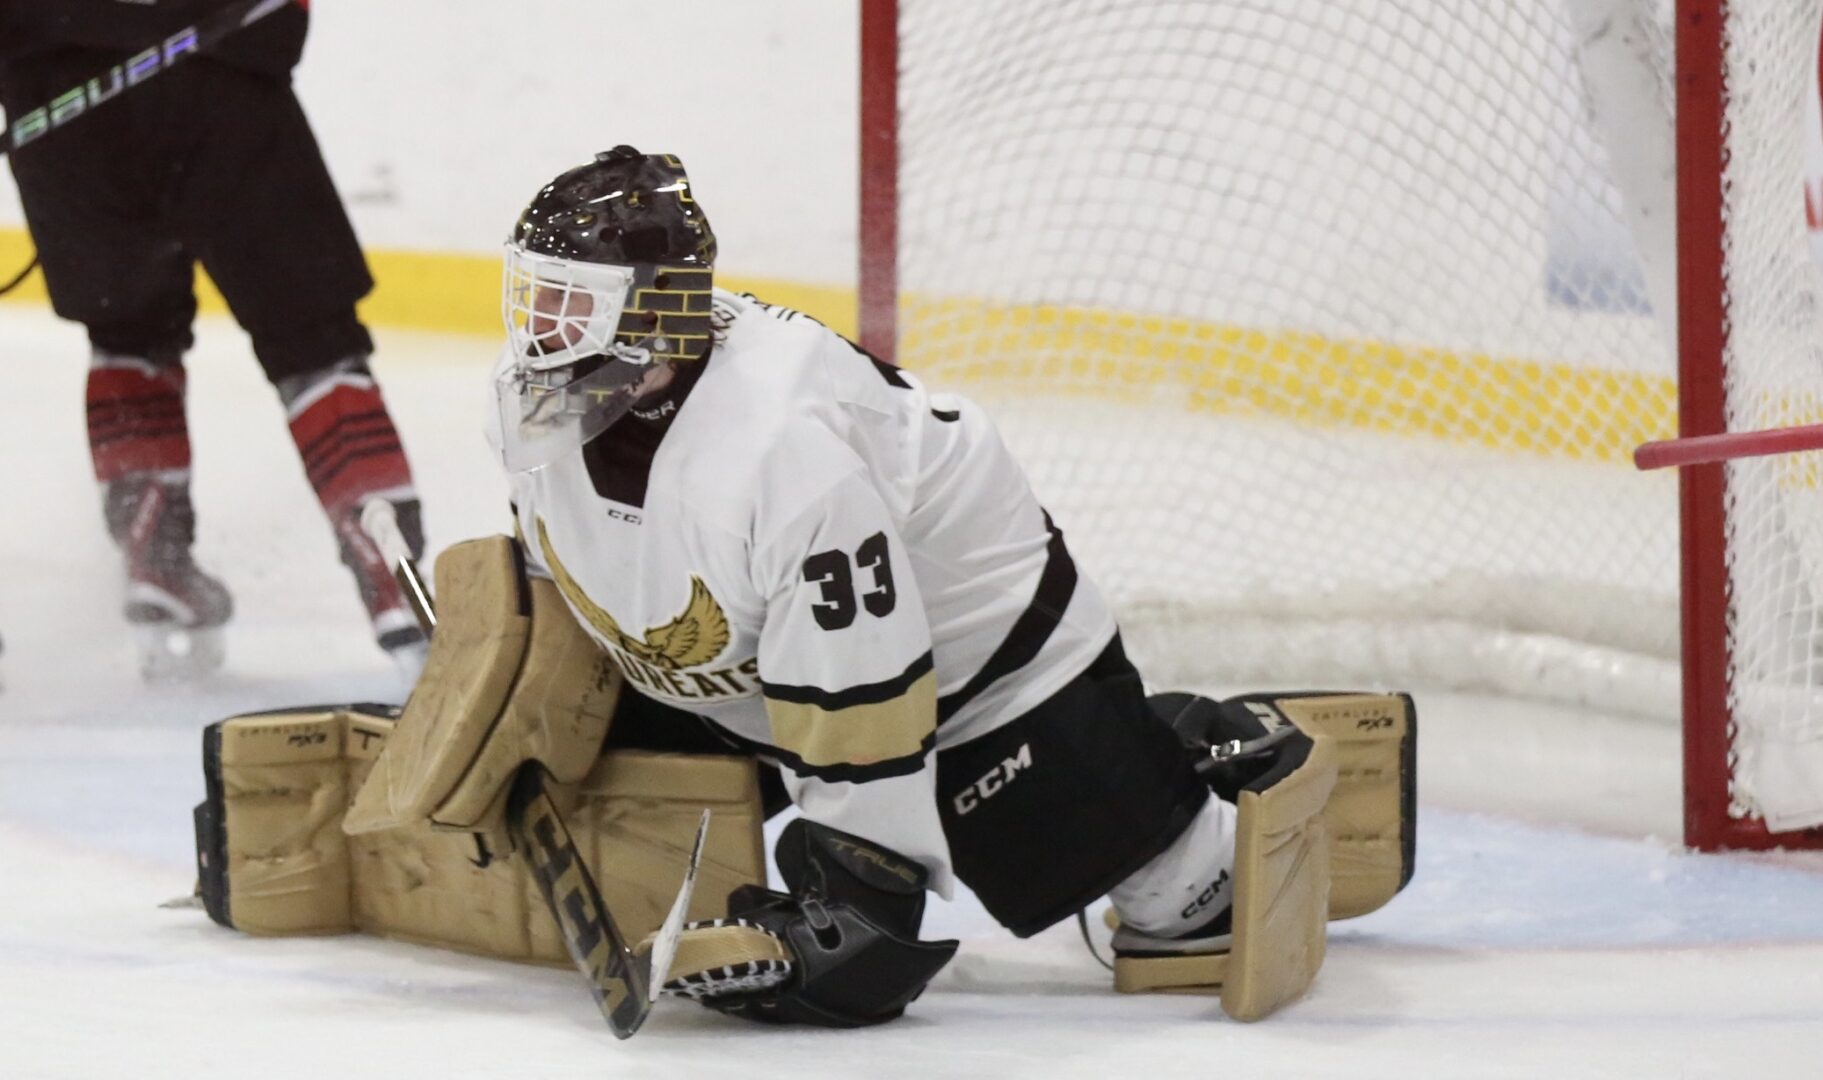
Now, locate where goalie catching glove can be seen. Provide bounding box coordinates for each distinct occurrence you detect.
[642,818,958,1027]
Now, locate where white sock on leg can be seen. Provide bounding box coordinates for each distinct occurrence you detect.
[1108,794,1238,938]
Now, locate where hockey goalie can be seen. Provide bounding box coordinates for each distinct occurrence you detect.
[192,148,1417,1031]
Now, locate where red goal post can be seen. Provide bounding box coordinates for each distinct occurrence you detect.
[1660,0,1823,850]
[860,0,1823,850]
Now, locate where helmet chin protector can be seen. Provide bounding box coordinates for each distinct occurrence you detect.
[496,147,717,472]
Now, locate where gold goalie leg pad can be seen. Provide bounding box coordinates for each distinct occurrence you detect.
[196,705,768,961]
[1265,693,1416,920]
[1221,732,1336,1021]
[1112,732,1338,1022]
[194,705,394,935]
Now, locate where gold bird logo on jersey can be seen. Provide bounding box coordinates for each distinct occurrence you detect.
[537,517,730,670]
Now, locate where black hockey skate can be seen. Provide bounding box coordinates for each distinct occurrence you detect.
[115,478,232,682]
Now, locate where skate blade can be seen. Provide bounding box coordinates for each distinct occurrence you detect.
[137,624,226,683]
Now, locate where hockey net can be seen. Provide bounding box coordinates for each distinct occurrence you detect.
[860,0,1823,846]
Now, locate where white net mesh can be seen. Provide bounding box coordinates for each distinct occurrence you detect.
[888,0,1823,831]
[894,0,1679,705]
[1717,0,1823,830]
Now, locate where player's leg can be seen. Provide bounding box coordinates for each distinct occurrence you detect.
[1150,689,1417,919]
[87,348,235,680]
[2,55,230,678]
[935,634,1339,1019]
[271,355,425,669]
[168,62,425,671]
[934,635,1212,939]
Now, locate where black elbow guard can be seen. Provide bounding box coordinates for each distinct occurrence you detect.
[706,819,958,1028]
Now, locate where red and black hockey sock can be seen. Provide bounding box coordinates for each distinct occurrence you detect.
[282,356,416,527]
[86,351,191,496]
[282,357,425,650]
[84,353,231,627]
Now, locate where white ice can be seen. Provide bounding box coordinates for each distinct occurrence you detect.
[3,305,1822,1079]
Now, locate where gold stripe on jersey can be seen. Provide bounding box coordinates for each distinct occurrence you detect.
[765,669,938,769]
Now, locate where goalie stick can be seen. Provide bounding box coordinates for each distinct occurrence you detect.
[645,809,713,1004]
[506,765,653,1037]
[359,501,702,1039]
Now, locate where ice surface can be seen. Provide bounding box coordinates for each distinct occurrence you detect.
[3,305,1822,1079]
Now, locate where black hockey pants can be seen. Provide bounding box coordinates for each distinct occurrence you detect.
[1,52,372,380]
[607,634,1209,940]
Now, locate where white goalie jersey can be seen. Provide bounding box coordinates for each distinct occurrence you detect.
[494,290,1117,892]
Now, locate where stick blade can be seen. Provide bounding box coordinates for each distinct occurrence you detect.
[646,809,713,1001]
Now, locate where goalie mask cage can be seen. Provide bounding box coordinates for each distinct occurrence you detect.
[858,0,1823,850]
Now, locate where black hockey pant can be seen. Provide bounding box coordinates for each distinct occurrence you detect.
[1,53,373,380]
[607,633,1210,939]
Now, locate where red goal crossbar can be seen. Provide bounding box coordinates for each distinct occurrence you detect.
[1636,425,1823,470]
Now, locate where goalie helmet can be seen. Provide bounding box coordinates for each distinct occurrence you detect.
[495,146,717,472]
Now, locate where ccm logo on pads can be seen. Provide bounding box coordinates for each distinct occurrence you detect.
[953,743,1033,816]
